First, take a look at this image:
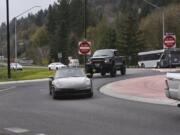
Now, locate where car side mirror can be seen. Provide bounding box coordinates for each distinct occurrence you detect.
[49,77,54,81]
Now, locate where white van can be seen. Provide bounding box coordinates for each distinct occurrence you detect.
[68,59,80,67]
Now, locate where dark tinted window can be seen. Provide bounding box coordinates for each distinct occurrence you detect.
[139,53,162,61]
[93,50,114,57]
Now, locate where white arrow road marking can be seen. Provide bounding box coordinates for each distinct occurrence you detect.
[4,127,29,133]
[0,86,16,92]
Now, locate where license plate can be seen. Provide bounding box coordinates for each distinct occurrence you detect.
[95,63,100,67]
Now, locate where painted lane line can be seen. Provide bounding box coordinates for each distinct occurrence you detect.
[0,86,16,92]
[36,133,47,135]
[4,127,29,133]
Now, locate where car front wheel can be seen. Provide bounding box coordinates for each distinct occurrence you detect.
[52,88,58,99]
[88,92,93,98]
[110,66,116,77]
[121,67,126,75]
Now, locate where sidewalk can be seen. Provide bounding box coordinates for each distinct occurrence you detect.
[100,75,180,106]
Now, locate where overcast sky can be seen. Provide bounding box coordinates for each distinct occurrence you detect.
[0,0,57,24]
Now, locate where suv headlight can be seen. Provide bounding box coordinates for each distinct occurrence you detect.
[105,58,110,63]
[87,59,92,64]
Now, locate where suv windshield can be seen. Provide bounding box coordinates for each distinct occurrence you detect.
[93,50,113,57]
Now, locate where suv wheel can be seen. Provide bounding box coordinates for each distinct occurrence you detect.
[121,67,126,75]
[110,67,116,77]
[141,63,145,68]
[101,71,106,76]
[156,62,161,68]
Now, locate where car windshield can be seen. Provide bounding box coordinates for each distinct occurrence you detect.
[55,68,85,78]
[93,50,113,57]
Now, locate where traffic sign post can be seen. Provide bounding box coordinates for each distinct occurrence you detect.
[78,40,92,71]
[58,52,62,62]
[163,34,176,49]
[78,40,92,55]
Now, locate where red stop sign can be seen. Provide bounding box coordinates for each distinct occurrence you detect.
[164,35,176,48]
[79,41,91,55]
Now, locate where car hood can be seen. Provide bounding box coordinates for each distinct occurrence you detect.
[52,77,91,89]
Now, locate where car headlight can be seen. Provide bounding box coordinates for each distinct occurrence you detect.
[85,79,91,86]
[105,58,110,63]
[87,59,92,64]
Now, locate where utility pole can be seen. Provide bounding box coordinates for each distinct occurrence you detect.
[84,0,87,39]
[6,0,11,79]
[84,0,87,70]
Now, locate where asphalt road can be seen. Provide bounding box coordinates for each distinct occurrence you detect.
[0,69,180,135]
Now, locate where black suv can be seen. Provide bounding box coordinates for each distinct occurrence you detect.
[86,49,126,77]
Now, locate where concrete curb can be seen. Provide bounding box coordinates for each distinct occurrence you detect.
[100,81,180,106]
[0,78,48,85]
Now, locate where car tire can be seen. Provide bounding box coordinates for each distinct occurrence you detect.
[49,86,52,95]
[121,67,126,75]
[110,66,116,77]
[88,92,93,98]
[101,71,106,76]
[141,63,145,68]
[156,63,161,68]
[52,88,58,99]
[49,68,51,70]
[88,72,93,78]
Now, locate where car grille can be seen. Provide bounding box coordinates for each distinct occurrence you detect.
[58,89,91,93]
[91,58,104,64]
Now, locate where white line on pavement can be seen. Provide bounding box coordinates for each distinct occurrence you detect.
[4,127,29,133]
[0,86,16,92]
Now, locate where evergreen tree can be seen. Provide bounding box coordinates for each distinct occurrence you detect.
[55,0,70,64]
[117,12,144,66]
[69,0,84,38]
[100,27,117,49]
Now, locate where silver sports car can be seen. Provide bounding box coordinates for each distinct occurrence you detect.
[49,68,93,99]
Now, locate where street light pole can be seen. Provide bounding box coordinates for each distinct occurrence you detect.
[14,6,41,62]
[143,0,165,45]
[14,18,17,62]
[6,0,11,79]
